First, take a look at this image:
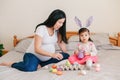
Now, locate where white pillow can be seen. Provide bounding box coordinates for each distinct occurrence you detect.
[13,38,33,53]
[14,38,65,53]
[67,42,78,50]
[68,35,79,42]
[91,33,110,46]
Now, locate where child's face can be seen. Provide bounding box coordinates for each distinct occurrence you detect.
[79,31,90,43]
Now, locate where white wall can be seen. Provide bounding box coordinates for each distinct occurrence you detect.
[0,0,120,50]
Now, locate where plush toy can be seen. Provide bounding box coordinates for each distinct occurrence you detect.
[78,50,85,59]
[77,44,85,59]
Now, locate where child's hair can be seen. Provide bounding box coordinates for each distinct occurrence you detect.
[78,28,93,42]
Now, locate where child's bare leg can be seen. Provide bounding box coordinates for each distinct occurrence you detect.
[86,59,93,70]
[0,62,14,67]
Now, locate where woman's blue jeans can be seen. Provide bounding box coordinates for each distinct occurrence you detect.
[11,52,70,72]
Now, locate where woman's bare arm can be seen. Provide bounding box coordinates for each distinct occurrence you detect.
[34,34,63,60]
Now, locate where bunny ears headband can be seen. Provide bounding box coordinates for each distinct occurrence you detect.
[74,16,93,28]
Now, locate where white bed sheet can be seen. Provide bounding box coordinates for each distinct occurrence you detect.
[0,49,120,80]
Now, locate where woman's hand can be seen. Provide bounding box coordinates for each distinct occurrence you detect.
[51,53,63,60]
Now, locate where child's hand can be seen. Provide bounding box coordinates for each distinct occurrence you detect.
[74,50,79,54]
[85,52,90,56]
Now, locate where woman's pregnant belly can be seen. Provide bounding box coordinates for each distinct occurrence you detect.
[35,44,55,61]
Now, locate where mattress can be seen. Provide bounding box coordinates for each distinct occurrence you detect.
[0,48,120,80]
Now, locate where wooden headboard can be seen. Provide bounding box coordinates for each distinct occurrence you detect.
[13,32,120,47]
[66,32,120,46]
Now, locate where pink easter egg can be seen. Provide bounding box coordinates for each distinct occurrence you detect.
[95,67,100,72]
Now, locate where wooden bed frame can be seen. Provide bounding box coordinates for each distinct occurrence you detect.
[66,32,120,46]
[13,31,120,47]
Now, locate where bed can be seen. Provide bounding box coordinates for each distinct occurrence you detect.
[0,31,120,80]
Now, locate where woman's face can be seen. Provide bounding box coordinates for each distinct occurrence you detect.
[54,18,65,30]
[79,31,90,43]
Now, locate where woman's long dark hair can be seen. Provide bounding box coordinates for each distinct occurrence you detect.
[35,9,67,43]
[78,28,93,42]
